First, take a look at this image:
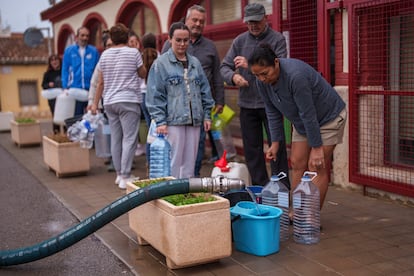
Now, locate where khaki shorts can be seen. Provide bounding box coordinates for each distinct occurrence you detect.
[292,108,347,146]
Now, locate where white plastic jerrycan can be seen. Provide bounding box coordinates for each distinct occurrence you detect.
[211,151,251,186]
[53,92,76,125]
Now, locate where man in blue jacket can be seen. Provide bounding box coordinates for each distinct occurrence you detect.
[62,26,99,116]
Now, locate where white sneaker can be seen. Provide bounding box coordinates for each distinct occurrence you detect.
[115,175,122,185]
[118,178,127,190]
[135,143,146,156]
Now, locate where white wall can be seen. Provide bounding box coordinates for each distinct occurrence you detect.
[52,0,174,50]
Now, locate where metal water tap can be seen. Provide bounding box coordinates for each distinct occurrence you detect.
[188,176,245,194]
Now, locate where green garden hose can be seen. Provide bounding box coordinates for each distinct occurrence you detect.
[0,176,244,266]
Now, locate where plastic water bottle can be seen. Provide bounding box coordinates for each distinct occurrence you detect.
[211,113,224,140]
[79,120,94,149]
[261,172,290,241]
[211,114,237,158]
[149,134,171,178]
[292,171,320,244]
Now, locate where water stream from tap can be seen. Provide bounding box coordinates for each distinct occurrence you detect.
[246,188,262,216]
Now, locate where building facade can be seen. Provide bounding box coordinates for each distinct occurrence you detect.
[0,31,50,117]
[41,0,414,202]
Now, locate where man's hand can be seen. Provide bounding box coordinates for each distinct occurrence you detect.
[232,73,249,87]
[213,104,224,114]
[233,56,248,69]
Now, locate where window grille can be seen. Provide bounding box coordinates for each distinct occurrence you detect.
[350,0,414,196]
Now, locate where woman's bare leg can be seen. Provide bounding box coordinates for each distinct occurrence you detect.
[290,142,337,209]
[311,144,336,209]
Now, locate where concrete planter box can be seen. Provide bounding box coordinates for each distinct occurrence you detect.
[42,135,90,177]
[10,120,42,146]
[126,180,232,269]
[0,112,14,131]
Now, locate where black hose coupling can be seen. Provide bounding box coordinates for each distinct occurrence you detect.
[188,176,245,194]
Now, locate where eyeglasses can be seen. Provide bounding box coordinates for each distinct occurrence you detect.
[174,38,190,44]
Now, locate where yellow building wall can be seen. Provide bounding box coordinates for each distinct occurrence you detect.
[0,64,51,116]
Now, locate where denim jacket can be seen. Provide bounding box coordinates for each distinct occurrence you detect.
[146,48,214,127]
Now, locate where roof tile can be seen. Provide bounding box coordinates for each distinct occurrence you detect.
[0,33,50,65]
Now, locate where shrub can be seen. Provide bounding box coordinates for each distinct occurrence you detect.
[132,177,216,206]
[46,133,72,143]
[15,118,36,124]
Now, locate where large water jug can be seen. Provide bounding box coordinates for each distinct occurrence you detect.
[292,171,320,244]
[53,93,75,125]
[94,119,111,158]
[261,172,290,241]
[67,88,89,101]
[211,151,251,186]
[149,134,171,178]
[41,88,63,99]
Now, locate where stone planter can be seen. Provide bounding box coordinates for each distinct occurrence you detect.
[126,180,232,269]
[0,112,14,132]
[42,135,90,177]
[10,120,42,147]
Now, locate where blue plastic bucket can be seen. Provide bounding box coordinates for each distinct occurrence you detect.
[230,201,282,256]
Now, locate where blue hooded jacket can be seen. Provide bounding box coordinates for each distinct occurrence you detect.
[61,44,99,90]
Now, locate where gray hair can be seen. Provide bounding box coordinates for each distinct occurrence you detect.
[186,5,206,20]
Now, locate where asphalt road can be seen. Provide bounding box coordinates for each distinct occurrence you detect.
[0,144,134,276]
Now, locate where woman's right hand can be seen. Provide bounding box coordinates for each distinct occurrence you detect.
[156,125,168,135]
[266,142,280,162]
[89,103,98,115]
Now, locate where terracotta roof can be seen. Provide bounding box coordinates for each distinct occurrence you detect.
[0,33,50,65]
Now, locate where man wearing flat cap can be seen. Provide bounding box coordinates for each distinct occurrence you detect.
[220,3,290,188]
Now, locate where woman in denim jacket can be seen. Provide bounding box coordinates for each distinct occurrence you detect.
[146,22,215,178]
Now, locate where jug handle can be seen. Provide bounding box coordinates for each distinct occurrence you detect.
[303,171,317,181]
[276,172,287,180]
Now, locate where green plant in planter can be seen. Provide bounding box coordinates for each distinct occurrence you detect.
[15,118,36,124]
[132,177,216,206]
[46,133,72,143]
[163,193,216,206]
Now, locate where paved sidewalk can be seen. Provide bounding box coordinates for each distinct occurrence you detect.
[0,143,133,276]
[1,128,414,275]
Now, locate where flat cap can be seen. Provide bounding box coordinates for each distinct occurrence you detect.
[243,3,265,22]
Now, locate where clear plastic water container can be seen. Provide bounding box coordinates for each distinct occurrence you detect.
[292,171,320,245]
[94,121,111,158]
[67,112,102,149]
[261,172,290,241]
[149,134,171,178]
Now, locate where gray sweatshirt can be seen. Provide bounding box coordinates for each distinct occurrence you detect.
[220,26,286,109]
[256,58,346,147]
